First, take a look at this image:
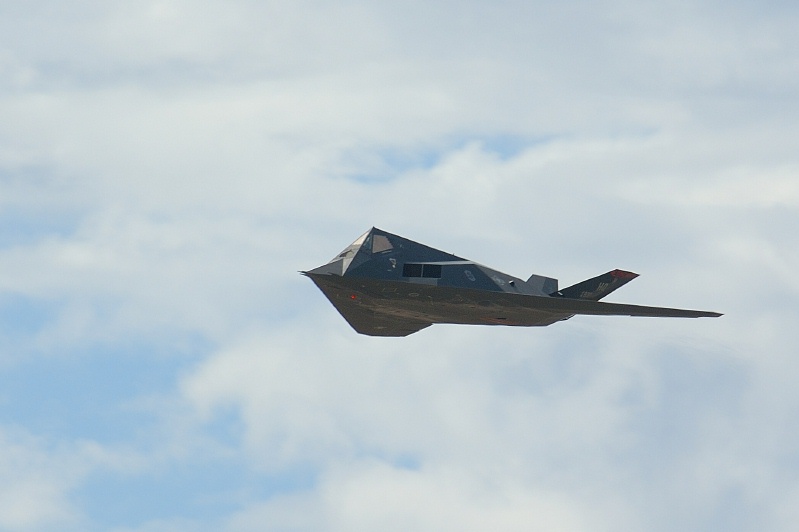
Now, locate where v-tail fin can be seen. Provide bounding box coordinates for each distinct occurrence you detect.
[552,269,638,301]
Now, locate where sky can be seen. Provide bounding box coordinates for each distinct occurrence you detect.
[1,0,798,530]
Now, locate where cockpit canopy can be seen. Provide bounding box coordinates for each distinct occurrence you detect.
[327,229,394,265]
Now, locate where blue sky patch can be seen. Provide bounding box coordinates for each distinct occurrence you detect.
[0,338,209,443]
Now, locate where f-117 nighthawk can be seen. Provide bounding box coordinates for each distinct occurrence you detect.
[303,227,721,337]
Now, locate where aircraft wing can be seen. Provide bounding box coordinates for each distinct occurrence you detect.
[305,273,432,336]
[304,271,720,336]
[517,294,723,319]
[328,300,432,336]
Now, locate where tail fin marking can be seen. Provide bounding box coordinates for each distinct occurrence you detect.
[552,269,639,301]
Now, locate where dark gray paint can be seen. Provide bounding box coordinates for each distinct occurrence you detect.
[304,228,722,337]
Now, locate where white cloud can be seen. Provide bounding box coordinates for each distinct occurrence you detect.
[2,0,799,530]
[0,428,145,531]
[227,461,595,532]
[174,319,772,530]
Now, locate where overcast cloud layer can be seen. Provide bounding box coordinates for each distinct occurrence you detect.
[2,1,798,530]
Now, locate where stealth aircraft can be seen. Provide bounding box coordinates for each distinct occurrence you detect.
[303,228,721,337]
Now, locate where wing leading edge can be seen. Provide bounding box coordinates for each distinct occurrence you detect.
[305,271,721,336]
[305,273,432,336]
[524,295,723,319]
[303,227,722,336]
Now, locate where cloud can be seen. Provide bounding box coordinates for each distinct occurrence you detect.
[0,427,144,531]
[226,460,594,532]
[174,318,767,531]
[2,1,799,530]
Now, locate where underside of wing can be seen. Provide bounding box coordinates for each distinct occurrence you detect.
[306,273,432,336]
[519,294,723,318]
[333,304,432,336]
